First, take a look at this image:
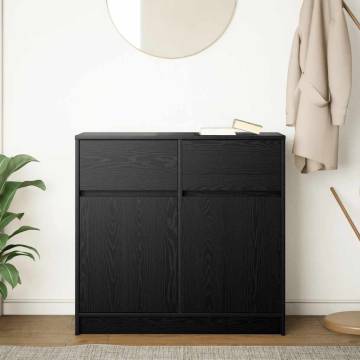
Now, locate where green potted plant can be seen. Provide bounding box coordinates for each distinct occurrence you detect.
[0,154,46,312]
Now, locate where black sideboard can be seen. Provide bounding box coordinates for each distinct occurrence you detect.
[75,132,285,335]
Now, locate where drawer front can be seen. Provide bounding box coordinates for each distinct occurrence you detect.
[80,140,177,190]
[182,140,282,192]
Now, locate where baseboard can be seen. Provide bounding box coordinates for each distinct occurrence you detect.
[286,300,360,315]
[4,299,360,316]
[3,299,75,315]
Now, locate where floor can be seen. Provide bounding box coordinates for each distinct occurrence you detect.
[0,316,360,346]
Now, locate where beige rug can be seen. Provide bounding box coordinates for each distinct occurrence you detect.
[0,345,360,360]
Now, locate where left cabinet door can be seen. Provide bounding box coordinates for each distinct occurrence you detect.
[79,196,178,313]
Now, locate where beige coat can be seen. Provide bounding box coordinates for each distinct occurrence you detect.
[286,0,352,173]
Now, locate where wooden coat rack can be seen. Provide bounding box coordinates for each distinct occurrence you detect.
[324,189,360,335]
[323,3,360,339]
[329,3,360,240]
[343,1,360,30]
[330,187,360,242]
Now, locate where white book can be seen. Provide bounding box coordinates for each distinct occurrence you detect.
[199,128,237,136]
[232,119,263,134]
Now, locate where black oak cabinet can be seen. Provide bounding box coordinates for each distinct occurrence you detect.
[76,132,285,335]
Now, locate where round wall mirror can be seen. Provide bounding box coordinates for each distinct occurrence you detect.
[107,0,237,59]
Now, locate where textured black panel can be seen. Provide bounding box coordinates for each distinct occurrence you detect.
[76,133,285,335]
[182,140,281,191]
[79,197,177,313]
[182,196,282,314]
[80,140,177,190]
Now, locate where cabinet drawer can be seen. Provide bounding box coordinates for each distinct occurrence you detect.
[182,140,282,192]
[80,140,177,190]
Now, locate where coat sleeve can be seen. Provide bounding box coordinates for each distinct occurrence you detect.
[286,29,301,127]
[328,2,352,126]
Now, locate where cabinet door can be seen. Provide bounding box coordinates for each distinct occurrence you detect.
[181,196,282,313]
[80,197,177,313]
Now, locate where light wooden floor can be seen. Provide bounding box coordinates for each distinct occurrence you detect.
[0,316,360,346]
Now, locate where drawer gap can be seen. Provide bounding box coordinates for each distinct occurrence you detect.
[80,190,177,197]
[182,190,281,197]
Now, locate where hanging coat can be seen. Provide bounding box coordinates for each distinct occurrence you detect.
[286,0,352,173]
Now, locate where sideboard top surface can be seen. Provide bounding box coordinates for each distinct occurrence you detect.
[76,132,285,140]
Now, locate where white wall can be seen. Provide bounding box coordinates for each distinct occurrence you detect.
[2,0,360,315]
[0,0,3,151]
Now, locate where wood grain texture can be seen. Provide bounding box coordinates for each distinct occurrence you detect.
[79,197,178,313]
[1,316,360,346]
[181,196,282,314]
[182,140,281,191]
[280,138,286,334]
[75,140,80,334]
[76,134,285,334]
[80,140,177,190]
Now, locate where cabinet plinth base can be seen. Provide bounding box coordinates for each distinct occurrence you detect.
[77,315,284,335]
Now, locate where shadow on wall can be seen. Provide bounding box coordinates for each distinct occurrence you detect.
[341,19,360,167]
[285,12,360,310]
[285,139,303,305]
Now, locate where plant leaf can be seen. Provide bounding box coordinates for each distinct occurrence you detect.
[0,244,40,258]
[0,263,19,288]
[19,180,46,191]
[8,154,39,174]
[9,226,39,239]
[0,180,46,218]
[0,234,9,250]
[0,156,10,192]
[0,212,24,231]
[0,155,10,172]
[0,281,7,299]
[3,251,36,262]
[0,155,39,194]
